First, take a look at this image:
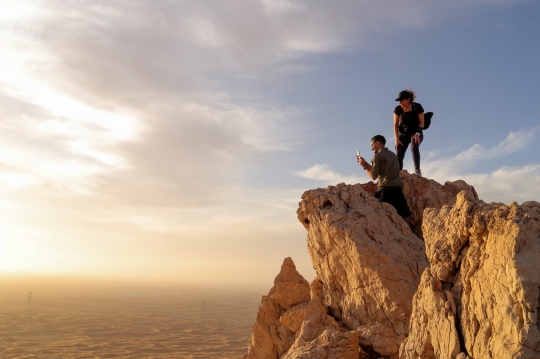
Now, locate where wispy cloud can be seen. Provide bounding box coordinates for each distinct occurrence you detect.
[296,163,363,185]
[0,0,526,197]
[0,0,532,283]
[424,126,539,176]
[424,126,540,203]
[455,165,540,204]
[0,0,313,199]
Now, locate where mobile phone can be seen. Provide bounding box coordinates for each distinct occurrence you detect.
[356,150,360,158]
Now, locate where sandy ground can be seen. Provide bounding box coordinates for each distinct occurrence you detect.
[0,277,262,358]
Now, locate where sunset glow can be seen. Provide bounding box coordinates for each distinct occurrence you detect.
[1,0,539,288]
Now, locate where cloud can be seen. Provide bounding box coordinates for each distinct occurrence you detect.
[423,126,540,203]
[424,126,540,178]
[0,92,135,193]
[0,0,527,200]
[454,165,540,204]
[0,0,531,283]
[296,163,363,185]
[0,0,313,202]
[491,126,539,154]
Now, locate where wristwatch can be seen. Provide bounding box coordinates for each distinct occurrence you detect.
[362,165,368,170]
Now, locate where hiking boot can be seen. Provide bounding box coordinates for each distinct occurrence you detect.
[415,169,422,177]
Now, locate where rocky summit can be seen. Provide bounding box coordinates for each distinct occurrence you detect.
[244,171,540,359]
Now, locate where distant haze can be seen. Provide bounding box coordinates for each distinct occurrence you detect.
[0,275,260,357]
[1,0,539,286]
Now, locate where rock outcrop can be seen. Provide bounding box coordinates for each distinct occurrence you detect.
[244,172,540,359]
[359,172,477,239]
[245,257,310,359]
[399,269,461,359]
[296,181,428,357]
[401,191,540,359]
[283,329,362,359]
[246,258,365,359]
[399,172,477,239]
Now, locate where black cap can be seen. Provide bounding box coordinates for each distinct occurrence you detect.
[395,90,412,101]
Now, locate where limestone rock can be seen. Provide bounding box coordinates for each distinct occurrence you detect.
[360,172,477,239]
[297,182,429,346]
[450,197,540,358]
[282,329,362,359]
[360,181,378,196]
[400,172,478,238]
[311,276,324,299]
[421,190,479,282]
[245,257,310,359]
[283,282,358,358]
[246,173,540,359]
[399,269,461,359]
[403,191,540,359]
[294,295,341,346]
[245,296,282,359]
[280,302,308,333]
[356,324,404,359]
[269,257,311,310]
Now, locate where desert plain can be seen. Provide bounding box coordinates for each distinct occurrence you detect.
[0,276,262,358]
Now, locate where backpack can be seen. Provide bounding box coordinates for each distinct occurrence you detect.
[424,112,433,130]
[399,104,433,133]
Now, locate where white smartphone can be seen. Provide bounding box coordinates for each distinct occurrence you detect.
[356,150,360,158]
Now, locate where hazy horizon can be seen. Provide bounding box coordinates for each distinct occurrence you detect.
[0,275,260,358]
[0,273,276,292]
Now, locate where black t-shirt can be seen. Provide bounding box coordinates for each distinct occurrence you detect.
[394,102,424,135]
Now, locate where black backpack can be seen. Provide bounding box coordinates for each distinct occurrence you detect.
[399,104,433,133]
[424,112,433,130]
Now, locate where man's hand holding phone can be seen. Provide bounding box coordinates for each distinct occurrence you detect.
[356,150,367,167]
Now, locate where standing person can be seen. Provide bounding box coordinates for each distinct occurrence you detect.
[394,89,424,176]
[357,135,411,218]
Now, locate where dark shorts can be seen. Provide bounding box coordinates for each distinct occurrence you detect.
[374,186,411,218]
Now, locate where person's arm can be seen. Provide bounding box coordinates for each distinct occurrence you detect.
[357,156,377,180]
[413,112,424,144]
[394,113,402,150]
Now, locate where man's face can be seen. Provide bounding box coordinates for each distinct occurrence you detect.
[371,140,381,152]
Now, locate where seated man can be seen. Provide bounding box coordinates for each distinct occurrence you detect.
[357,135,411,218]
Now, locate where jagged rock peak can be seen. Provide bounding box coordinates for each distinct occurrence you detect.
[244,257,311,359]
[297,180,429,339]
[245,173,540,359]
[245,257,366,359]
[269,257,311,310]
[402,190,540,359]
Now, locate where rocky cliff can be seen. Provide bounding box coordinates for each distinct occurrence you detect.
[244,172,540,359]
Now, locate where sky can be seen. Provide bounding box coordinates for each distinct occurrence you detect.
[1,0,539,288]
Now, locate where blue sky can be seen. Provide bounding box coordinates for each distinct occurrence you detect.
[0,0,539,287]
